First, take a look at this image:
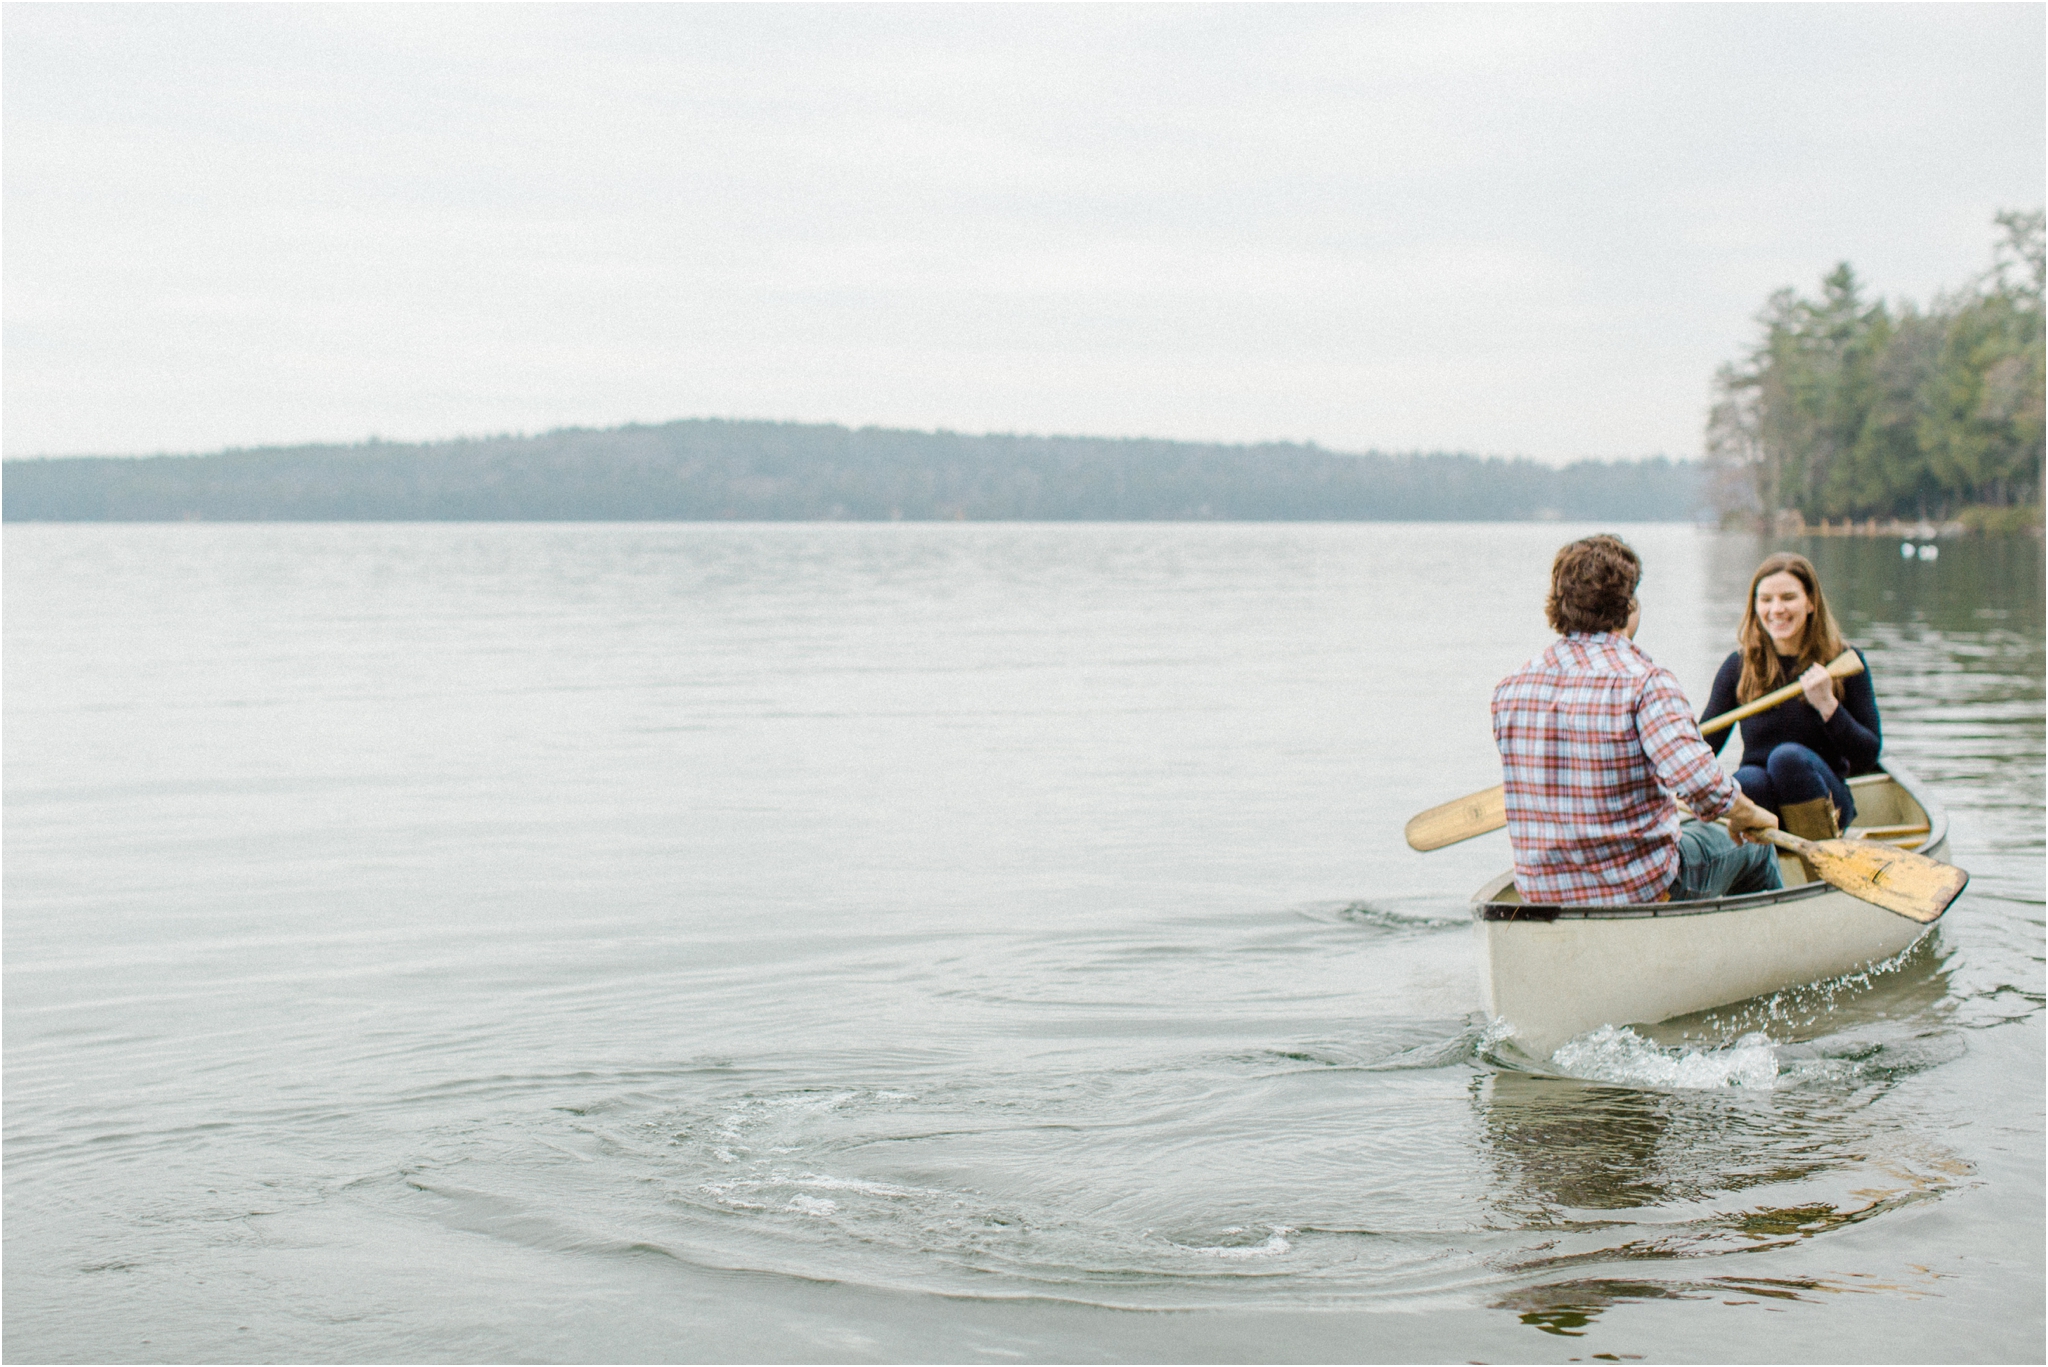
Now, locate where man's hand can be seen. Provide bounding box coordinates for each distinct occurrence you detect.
[1799,662,1840,720]
[1726,792,1781,845]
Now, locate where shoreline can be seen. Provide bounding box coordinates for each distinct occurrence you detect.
[1732,510,2047,539]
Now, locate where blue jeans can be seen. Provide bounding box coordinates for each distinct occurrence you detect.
[1735,742,1857,827]
[1668,819,1783,901]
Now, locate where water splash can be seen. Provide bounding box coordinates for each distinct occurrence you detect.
[1479,1016,1520,1052]
[1170,1226,1293,1259]
[1689,942,1934,1040]
[1549,1025,1779,1090]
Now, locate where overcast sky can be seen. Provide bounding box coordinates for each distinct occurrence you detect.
[3,3,2042,461]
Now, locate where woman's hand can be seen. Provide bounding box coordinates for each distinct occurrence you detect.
[1800,662,1839,721]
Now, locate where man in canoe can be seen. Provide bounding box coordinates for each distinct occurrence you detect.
[1492,534,1782,905]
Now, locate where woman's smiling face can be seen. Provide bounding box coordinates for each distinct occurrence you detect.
[1754,570,1812,647]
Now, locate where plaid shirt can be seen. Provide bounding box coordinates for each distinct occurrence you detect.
[1491,633,1740,905]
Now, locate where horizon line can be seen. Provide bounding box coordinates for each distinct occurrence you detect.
[4,414,1693,468]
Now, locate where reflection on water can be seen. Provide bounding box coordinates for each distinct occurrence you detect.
[1476,1057,1975,1337]
[1477,1072,1673,1213]
[1496,1272,1899,1339]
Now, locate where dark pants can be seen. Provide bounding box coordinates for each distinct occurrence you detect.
[1735,742,1857,827]
[1668,819,1783,901]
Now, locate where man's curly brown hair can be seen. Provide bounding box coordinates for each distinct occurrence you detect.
[1545,534,1641,635]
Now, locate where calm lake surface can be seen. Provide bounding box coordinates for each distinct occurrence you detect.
[5,523,2042,1364]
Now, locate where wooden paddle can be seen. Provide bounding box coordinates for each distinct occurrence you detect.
[1403,649,1866,852]
[1752,827,1967,923]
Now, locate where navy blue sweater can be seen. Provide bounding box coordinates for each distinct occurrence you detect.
[1699,649,1883,777]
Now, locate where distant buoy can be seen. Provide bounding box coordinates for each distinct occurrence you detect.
[1900,542,1916,558]
[1918,543,1939,560]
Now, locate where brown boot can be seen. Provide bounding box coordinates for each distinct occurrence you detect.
[1779,796,1840,842]
[1779,796,1840,879]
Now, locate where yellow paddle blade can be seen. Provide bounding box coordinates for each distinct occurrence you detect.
[1404,784,1506,851]
[1792,834,1970,924]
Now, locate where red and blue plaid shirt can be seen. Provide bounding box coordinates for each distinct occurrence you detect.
[1491,633,1739,906]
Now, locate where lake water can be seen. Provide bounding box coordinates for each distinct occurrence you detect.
[5,523,2042,1363]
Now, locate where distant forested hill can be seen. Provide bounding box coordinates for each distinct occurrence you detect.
[3,419,1702,522]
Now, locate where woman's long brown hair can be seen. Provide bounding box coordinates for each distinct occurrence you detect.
[1737,552,1848,703]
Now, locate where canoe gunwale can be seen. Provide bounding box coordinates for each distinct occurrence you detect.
[1477,879,1834,922]
[1468,757,1951,925]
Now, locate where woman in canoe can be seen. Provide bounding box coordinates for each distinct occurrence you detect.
[1700,551,1881,840]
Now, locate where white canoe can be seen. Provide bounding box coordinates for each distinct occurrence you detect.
[1470,760,1952,1059]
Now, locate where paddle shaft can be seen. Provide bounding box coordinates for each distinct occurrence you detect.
[1696,649,1865,738]
[1402,650,1865,852]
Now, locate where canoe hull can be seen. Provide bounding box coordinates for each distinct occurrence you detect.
[1471,762,1951,1059]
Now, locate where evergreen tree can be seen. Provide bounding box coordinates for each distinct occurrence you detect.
[1706,211,2046,523]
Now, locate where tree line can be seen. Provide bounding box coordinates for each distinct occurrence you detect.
[3,422,1702,523]
[1706,210,2045,528]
